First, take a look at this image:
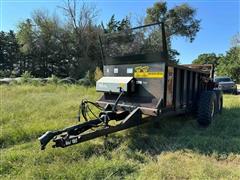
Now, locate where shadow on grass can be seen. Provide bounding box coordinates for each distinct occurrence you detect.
[98,106,240,158]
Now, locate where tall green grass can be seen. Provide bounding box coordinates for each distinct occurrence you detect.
[1,84,240,179]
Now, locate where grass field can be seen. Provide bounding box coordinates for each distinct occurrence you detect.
[1,84,240,179]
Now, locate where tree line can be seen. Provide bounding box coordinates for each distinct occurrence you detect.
[192,34,240,83]
[1,1,202,80]
[1,2,103,79]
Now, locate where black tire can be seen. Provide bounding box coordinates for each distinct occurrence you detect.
[190,97,198,115]
[197,91,217,126]
[234,89,238,95]
[213,89,223,114]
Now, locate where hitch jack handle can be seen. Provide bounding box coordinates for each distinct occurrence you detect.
[112,88,124,111]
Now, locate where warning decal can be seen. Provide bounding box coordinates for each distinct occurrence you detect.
[134,66,164,78]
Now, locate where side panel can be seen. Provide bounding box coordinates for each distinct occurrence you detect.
[188,71,193,104]
[175,69,181,109]
[166,66,174,107]
[173,68,207,112]
[183,70,188,107]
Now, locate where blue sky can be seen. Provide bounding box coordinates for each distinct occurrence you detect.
[0,0,239,64]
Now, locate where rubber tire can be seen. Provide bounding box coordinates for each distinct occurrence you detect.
[197,91,217,126]
[213,89,223,114]
[234,89,238,95]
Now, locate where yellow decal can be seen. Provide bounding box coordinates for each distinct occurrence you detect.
[134,66,164,78]
[119,83,125,88]
[135,66,149,73]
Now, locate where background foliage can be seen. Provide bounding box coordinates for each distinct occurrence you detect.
[1,1,203,80]
[0,1,238,82]
[192,33,240,83]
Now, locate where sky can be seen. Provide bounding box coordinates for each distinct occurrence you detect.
[0,0,239,64]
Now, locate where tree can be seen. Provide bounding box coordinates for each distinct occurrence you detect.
[17,19,35,75]
[0,32,4,71]
[0,30,21,77]
[17,13,63,77]
[31,10,63,77]
[192,53,221,66]
[14,1,103,79]
[192,53,223,75]
[101,15,134,57]
[102,15,131,33]
[231,32,240,47]
[60,0,102,79]
[217,47,240,83]
[193,33,240,83]
[145,2,200,62]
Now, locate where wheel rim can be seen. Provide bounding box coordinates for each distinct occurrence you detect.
[211,101,215,117]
